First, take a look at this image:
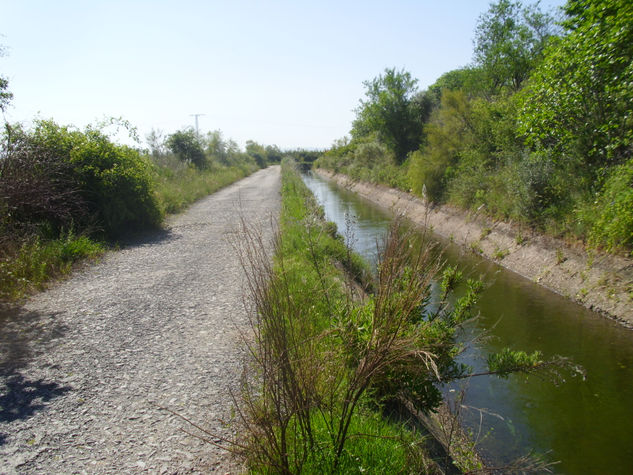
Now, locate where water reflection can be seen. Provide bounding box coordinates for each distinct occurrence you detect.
[302,171,633,474]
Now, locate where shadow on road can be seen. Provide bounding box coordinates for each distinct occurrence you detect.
[115,226,180,250]
[0,305,72,443]
[0,373,71,425]
[0,306,68,374]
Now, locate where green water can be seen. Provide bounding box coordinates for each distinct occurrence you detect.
[302,172,633,474]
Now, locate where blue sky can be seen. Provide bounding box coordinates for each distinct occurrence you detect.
[1,0,566,150]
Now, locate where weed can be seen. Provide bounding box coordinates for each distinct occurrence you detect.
[493,247,509,260]
[596,273,609,287]
[153,163,256,215]
[480,227,492,240]
[556,248,566,264]
[469,240,483,254]
[586,249,595,269]
[515,232,527,245]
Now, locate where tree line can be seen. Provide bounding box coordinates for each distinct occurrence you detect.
[318,0,633,254]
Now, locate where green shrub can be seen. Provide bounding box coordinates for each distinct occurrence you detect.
[588,158,633,253]
[446,150,490,210]
[407,149,452,201]
[352,140,390,168]
[1,120,160,299]
[10,120,162,238]
[68,132,162,237]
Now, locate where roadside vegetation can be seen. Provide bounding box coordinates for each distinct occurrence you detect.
[0,111,279,300]
[317,0,633,256]
[232,159,575,473]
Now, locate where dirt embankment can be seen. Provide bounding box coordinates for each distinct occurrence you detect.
[316,169,633,329]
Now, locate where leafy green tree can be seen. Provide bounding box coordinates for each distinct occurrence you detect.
[0,77,10,113]
[408,90,474,201]
[204,130,228,164]
[352,68,427,163]
[245,140,268,168]
[474,0,557,93]
[265,144,282,163]
[518,0,633,169]
[166,128,207,168]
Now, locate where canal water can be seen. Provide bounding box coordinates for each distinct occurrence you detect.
[302,171,633,475]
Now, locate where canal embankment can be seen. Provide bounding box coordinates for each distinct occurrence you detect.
[316,168,633,328]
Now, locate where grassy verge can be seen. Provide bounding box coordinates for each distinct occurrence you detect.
[0,233,104,301]
[153,161,258,214]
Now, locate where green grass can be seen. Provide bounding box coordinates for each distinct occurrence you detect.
[0,233,104,300]
[300,407,427,475]
[153,162,258,214]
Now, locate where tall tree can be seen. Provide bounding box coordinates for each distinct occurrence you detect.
[474,0,557,93]
[518,0,633,168]
[245,140,268,168]
[352,68,427,163]
[166,129,207,168]
[204,130,228,163]
[146,128,166,158]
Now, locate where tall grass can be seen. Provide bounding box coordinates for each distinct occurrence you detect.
[152,159,258,214]
[0,232,103,300]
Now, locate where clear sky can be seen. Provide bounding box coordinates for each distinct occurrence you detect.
[0,0,566,150]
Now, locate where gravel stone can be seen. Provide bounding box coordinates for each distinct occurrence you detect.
[0,166,281,474]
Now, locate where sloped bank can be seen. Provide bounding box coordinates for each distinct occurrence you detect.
[316,169,633,329]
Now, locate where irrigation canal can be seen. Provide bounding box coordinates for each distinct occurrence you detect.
[302,171,633,475]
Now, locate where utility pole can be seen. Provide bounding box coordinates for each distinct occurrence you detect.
[190,113,205,138]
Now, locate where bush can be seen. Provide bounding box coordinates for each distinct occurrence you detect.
[589,158,633,253]
[0,124,86,240]
[71,135,161,237]
[2,120,162,239]
[407,149,452,201]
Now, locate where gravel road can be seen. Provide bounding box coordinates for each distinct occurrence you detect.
[0,166,281,474]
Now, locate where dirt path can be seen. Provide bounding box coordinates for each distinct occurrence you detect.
[0,166,281,474]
